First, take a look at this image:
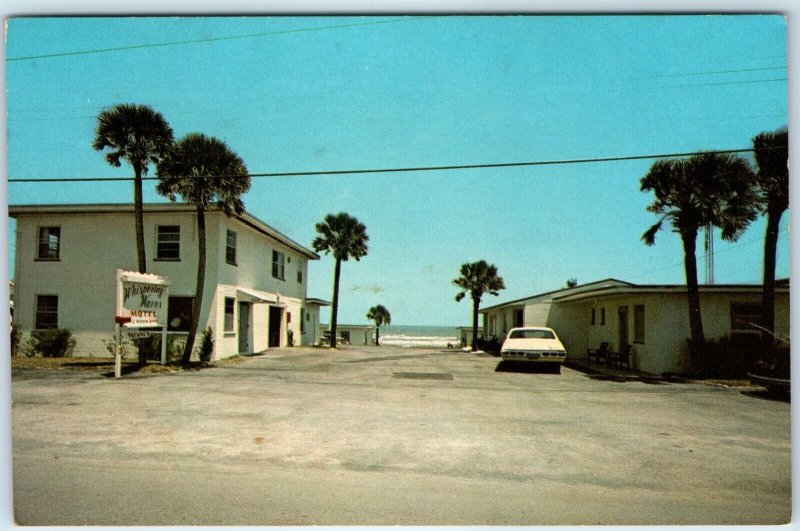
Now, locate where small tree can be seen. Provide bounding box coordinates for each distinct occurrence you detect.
[92,103,174,275]
[752,128,789,357]
[196,327,214,362]
[157,133,250,365]
[566,278,578,288]
[366,305,391,346]
[641,152,758,345]
[453,260,505,352]
[312,213,369,349]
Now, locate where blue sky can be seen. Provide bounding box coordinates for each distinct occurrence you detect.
[5,15,789,326]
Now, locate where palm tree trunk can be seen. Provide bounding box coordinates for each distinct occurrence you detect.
[182,205,206,365]
[133,163,147,274]
[330,258,341,349]
[681,228,705,344]
[376,326,380,346]
[471,297,480,352]
[761,205,783,358]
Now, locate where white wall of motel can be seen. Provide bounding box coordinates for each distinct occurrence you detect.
[10,204,321,360]
[481,280,789,375]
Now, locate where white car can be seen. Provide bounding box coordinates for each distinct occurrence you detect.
[500,327,567,367]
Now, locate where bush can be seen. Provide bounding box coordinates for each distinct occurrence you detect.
[287,329,294,347]
[688,335,761,378]
[103,335,131,358]
[133,333,185,362]
[28,328,76,358]
[10,324,20,357]
[196,327,214,362]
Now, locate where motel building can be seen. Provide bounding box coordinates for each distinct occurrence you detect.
[10,203,328,360]
[480,278,790,375]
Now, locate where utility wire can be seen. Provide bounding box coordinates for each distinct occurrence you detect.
[7,146,779,184]
[6,17,429,62]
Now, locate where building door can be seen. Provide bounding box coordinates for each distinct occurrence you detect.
[238,302,250,353]
[269,306,282,348]
[618,306,629,348]
[513,309,524,328]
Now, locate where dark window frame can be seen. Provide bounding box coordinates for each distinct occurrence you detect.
[35,295,59,329]
[272,250,285,280]
[167,296,195,332]
[590,308,596,326]
[156,225,181,261]
[224,297,235,333]
[226,230,237,266]
[634,304,645,343]
[37,226,61,260]
[600,307,606,326]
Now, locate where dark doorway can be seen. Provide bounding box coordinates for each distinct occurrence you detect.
[269,306,283,347]
[238,302,251,353]
[513,309,524,328]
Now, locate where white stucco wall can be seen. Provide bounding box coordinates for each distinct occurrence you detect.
[12,207,316,360]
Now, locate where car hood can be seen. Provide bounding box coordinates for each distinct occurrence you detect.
[501,338,565,351]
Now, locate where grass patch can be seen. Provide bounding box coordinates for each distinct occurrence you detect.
[12,354,249,374]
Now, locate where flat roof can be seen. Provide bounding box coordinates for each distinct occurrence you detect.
[553,283,789,303]
[9,203,319,260]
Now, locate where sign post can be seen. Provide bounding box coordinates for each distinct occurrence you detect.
[115,270,171,378]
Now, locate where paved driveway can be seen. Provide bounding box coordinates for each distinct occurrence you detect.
[11,346,791,525]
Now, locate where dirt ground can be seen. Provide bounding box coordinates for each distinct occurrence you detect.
[11,345,792,525]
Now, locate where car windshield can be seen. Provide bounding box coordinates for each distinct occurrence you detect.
[509,329,555,339]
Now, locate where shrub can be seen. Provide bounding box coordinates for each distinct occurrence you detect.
[688,335,761,378]
[196,327,214,362]
[10,324,20,357]
[103,335,131,358]
[28,328,76,358]
[132,333,185,362]
[287,329,294,347]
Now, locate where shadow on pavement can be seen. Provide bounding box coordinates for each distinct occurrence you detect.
[742,389,791,403]
[495,361,561,374]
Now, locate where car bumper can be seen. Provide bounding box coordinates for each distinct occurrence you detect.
[500,351,566,363]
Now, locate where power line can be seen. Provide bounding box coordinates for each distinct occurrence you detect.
[6,17,429,62]
[7,147,770,184]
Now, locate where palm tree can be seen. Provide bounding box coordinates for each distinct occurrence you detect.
[453,260,505,352]
[641,152,758,345]
[312,213,369,349]
[93,104,174,274]
[366,305,391,346]
[752,128,789,353]
[156,133,250,365]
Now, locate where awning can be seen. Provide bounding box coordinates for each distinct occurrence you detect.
[236,287,285,306]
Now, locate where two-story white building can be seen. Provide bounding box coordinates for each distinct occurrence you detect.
[10,203,325,359]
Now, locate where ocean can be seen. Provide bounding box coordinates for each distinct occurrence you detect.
[377,325,459,348]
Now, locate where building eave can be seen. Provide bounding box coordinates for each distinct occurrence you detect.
[479,278,633,313]
[553,284,789,303]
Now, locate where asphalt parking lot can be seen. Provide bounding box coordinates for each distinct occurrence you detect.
[11,345,792,525]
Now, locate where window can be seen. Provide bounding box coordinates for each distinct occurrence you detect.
[156,226,180,260]
[509,329,555,339]
[513,309,524,328]
[272,250,285,280]
[600,307,606,325]
[731,303,761,334]
[224,298,235,332]
[35,295,58,329]
[591,308,596,326]
[634,304,645,343]
[226,230,237,265]
[37,227,61,260]
[297,268,303,284]
[167,297,194,332]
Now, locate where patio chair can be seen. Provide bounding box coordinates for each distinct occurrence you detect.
[613,344,632,369]
[586,342,609,363]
